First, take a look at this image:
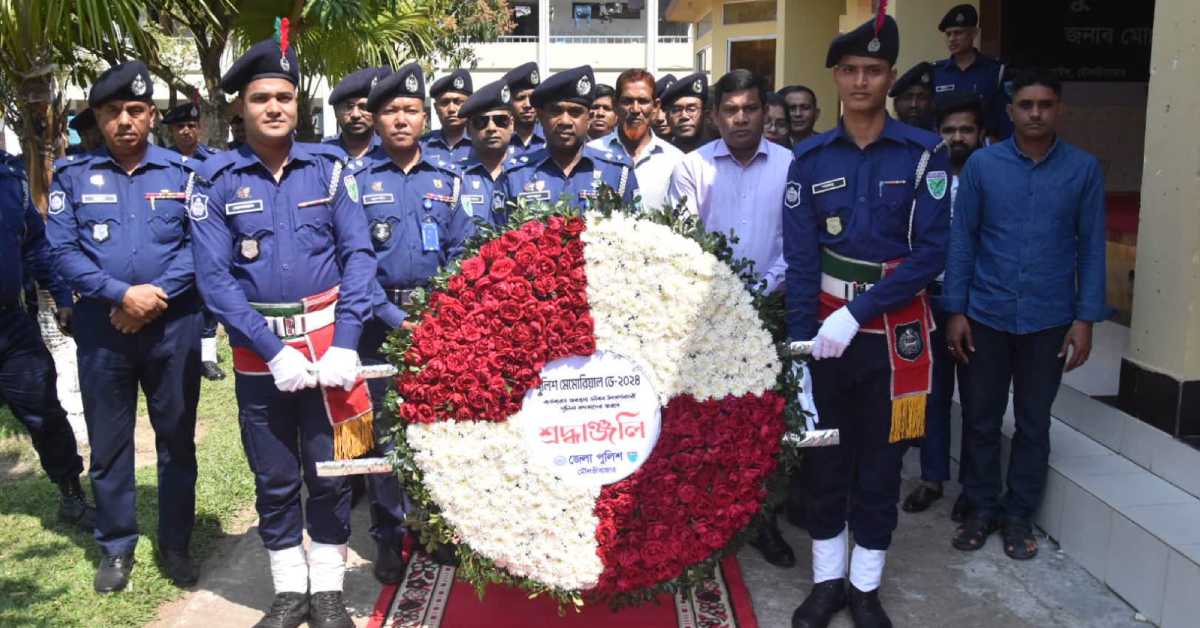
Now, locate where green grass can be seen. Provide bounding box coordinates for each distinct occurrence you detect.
[0,342,255,628]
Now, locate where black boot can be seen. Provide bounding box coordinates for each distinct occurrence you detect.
[374,540,407,584]
[94,553,135,593]
[253,592,309,628]
[159,546,199,587]
[309,591,354,628]
[791,578,847,628]
[848,583,893,628]
[201,361,226,381]
[431,542,459,566]
[749,516,796,568]
[57,476,95,532]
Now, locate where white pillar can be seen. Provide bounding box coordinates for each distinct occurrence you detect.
[645,0,659,74]
[538,0,551,77]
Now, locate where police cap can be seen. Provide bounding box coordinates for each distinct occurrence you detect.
[655,73,677,100]
[459,79,514,119]
[366,63,426,113]
[531,65,596,108]
[825,14,899,68]
[430,69,473,99]
[220,37,300,93]
[889,61,934,98]
[939,4,978,31]
[661,72,708,107]
[88,60,154,107]
[504,62,541,92]
[329,67,390,106]
[162,102,201,125]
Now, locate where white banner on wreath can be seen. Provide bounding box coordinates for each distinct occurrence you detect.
[515,350,662,487]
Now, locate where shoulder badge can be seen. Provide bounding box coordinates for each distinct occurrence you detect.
[189,194,209,220]
[784,182,802,208]
[926,170,948,200]
[48,191,66,215]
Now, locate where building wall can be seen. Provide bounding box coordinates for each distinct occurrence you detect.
[778,0,843,134]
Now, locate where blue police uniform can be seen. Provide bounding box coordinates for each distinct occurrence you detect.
[421,129,472,165]
[456,150,511,226]
[932,53,1011,139]
[508,124,546,158]
[322,133,380,157]
[501,146,638,210]
[502,63,547,158]
[0,152,84,485]
[47,142,203,557]
[324,66,389,160]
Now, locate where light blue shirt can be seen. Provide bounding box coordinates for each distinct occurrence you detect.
[587,130,684,211]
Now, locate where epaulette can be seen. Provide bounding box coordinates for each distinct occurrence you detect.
[791,129,836,159]
[193,149,239,181]
[583,145,632,168]
[53,152,95,172]
[301,141,350,164]
[507,149,543,170]
[902,125,944,152]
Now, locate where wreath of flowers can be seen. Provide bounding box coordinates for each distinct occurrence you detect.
[387,196,803,608]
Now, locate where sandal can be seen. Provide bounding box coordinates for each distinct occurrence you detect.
[1003,519,1038,560]
[952,516,996,551]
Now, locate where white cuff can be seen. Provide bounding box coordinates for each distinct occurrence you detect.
[308,542,348,593]
[268,545,308,594]
[812,527,848,584]
[849,545,886,592]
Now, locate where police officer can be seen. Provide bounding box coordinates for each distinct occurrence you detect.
[68,108,103,154]
[652,73,676,141]
[162,100,226,381]
[932,4,1012,139]
[189,36,375,628]
[503,62,546,157]
[422,68,474,165]
[501,65,640,211]
[783,14,950,628]
[347,64,474,581]
[0,151,95,533]
[890,62,936,130]
[47,60,203,593]
[325,66,389,160]
[457,78,518,226]
[661,72,708,153]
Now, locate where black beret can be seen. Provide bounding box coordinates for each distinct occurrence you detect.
[504,62,541,92]
[459,79,513,119]
[366,62,426,113]
[531,65,595,108]
[655,74,677,100]
[939,4,978,31]
[661,72,708,106]
[162,102,201,125]
[68,109,96,132]
[825,14,899,68]
[220,37,300,94]
[88,61,154,107]
[593,84,615,100]
[430,69,473,99]
[329,67,390,106]
[889,62,935,98]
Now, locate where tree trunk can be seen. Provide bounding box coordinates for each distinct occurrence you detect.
[17,73,63,217]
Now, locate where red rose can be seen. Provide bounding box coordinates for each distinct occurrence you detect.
[479,241,504,261]
[460,323,482,342]
[514,242,539,268]
[563,217,585,236]
[533,275,558,295]
[489,257,517,280]
[505,277,533,301]
[500,230,526,250]
[565,239,585,259]
[519,220,546,240]
[460,256,486,280]
[533,257,558,277]
[498,301,523,322]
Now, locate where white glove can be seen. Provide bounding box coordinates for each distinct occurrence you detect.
[317,346,360,391]
[268,345,318,392]
[812,306,860,360]
[790,361,820,430]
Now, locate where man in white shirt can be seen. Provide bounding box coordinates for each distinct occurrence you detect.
[587,69,684,211]
[668,69,794,566]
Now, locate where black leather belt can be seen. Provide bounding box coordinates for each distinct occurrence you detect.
[385,288,417,307]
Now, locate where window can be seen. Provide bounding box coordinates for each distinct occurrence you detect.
[697,12,712,38]
[696,47,711,73]
[722,1,776,25]
[728,38,775,90]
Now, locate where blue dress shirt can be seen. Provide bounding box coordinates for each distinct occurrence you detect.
[420,129,472,166]
[500,146,640,210]
[943,137,1109,334]
[932,51,1013,139]
[456,149,512,227]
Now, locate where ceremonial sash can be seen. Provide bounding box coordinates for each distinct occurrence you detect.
[818,249,934,443]
[232,285,375,460]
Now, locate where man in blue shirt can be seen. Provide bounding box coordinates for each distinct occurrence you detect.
[890,62,935,131]
[501,66,639,211]
[422,68,473,165]
[932,4,1012,139]
[0,151,95,533]
[783,13,950,628]
[190,36,376,628]
[47,60,203,594]
[503,62,546,157]
[457,78,517,226]
[944,70,1108,562]
[323,67,389,161]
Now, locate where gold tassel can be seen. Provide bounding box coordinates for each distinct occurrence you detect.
[888,395,927,443]
[333,411,375,460]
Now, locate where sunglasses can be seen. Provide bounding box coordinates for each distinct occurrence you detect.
[471,114,512,130]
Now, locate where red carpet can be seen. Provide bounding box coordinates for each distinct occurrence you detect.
[368,553,758,628]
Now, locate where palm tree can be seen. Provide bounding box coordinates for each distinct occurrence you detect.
[0,0,153,214]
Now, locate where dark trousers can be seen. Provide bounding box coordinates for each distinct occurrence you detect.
[235,374,351,550]
[359,319,409,547]
[918,306,971,483]
[74,298,201,556]
[803,334,908,550]
[200,307,218,340]
[961,319,1068,522]
[0,308,83,483]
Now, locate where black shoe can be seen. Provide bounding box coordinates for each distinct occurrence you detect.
[309,591,353,628]
[749,518,796,568]
[201,361,226,381]
[951,493,972,523]
[431,542,459,566]
[374,540,407,584]
[94,553,135,594]
[848,583,893,628]
[159,547,199,587]
[901,483,943,513]
[56,476,96,532]
[253,592,309,628]
[791,578,848,628]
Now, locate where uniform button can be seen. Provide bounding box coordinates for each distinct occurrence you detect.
[859,196,867,202]
[282,264,289,270]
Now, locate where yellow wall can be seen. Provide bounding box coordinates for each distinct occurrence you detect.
[777,0,843,134]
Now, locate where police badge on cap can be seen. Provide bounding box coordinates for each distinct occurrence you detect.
[405,73,419,94]
[576,75,591,97]
[530,69,540,85]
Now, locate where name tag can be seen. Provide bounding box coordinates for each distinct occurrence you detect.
[225,199,264,215]
[518,190,551,202]
[362,193,394,205]
[935,84,955,93]
[460,194,484,217]
[812,178,847,195]
[81,194,118,204]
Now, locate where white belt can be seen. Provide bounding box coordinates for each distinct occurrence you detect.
[263,307,336,338]
[821,273,875,303]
